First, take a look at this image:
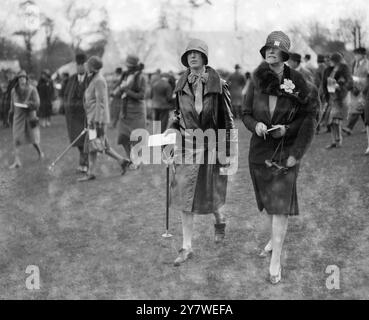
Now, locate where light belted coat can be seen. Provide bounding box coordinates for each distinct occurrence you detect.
[169,66,235,214]
[84,72,110,125]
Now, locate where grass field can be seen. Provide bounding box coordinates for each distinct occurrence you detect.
[0,115,368,299]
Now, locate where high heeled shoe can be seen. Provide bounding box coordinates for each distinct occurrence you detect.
[9,161,21,169]
[259,241,272,257]
[173,248,193,267]
[269,266,282,285]
[259,248,272,258]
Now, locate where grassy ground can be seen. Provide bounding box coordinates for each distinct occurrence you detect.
[0,115,368,299]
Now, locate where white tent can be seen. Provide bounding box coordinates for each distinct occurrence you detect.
[52,61,77,80]
[102,29,317,74]
[0,60,21,72]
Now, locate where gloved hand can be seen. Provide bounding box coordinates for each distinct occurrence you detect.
[286,155,297,168]
[255,122,268,137]
[271,124,287,139]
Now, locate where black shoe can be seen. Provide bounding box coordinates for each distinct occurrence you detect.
[120,159,131,175]
[214,223,226,243]
[325,143,336,149]
[342,127,352,135]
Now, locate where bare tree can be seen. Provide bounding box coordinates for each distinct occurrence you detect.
[13,0,40,72]
[189,0,213,7]
[64,1,110,52]
[41,16,56,50]
[158,0,170,29]
[188,0,213,29]
[125,30,156,64]
[337,12,367,49]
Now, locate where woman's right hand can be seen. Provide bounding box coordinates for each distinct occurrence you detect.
[255,122,268,137]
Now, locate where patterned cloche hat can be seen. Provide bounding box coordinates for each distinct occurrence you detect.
[260,31,291,62]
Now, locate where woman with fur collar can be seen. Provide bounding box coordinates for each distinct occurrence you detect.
[242,31,316,284]
[166,39,236,267]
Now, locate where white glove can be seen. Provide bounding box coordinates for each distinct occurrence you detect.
[255,122,268,137]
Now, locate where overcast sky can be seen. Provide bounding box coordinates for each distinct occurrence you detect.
[1,0,368,48]
[104,0,369,31]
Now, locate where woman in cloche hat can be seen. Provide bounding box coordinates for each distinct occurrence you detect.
[116,54,147,169]
[165,39,236,267]
[242,31,316,284]
[78,56,131,182]
[8,70,44,168]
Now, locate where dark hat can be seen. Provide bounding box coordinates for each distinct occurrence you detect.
[353,47,367,55]
[41,69,51,77]
[317,54,325,63]
[260,31,291,62]
[75,52,87,65]
[125,55,139,68]
[330,52,343,64]
[181,38,209,68]
[17,70,28,79]
[304,54,311,60]
[290,52,302,63]
[235,64,241,69]
[87,56,103,71]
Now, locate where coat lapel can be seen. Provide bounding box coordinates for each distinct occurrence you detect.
[260,93,272,124]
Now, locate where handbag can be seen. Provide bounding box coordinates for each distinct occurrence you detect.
[28,110,39,128]
[88,137,105,153]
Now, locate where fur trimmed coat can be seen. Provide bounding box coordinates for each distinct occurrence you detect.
[242,62,317,164]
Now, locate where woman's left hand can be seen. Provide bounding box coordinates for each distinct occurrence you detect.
[286,155,297,168]
[271,124,287,138]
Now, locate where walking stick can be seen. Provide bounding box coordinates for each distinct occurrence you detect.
[317,102,329,128]
[48,128,88,171]
[162,163,173,238]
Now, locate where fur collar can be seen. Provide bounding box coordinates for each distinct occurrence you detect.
[252,62,307,104]
[175,66,222,94]
[252,62,291,96]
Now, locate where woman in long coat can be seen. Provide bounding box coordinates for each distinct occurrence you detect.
[242,31,316,284]
[323,53,353,149]
[167,39,236,266]
[9,70,44,168]
[116,55,146,168]
[37,69,54,127]
[77,56,130,182]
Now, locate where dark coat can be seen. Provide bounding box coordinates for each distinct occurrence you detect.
[169,66,235,214]
[322,63,353,102]
[63,74,88,146]
[322,63,353,120]
[242,62,316,164]
[227,71,246,106]
[151,78,173,110]
[117,70,146,143]
[37,78,54,118]
[2,78,18,123]
[242,62,316,215]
